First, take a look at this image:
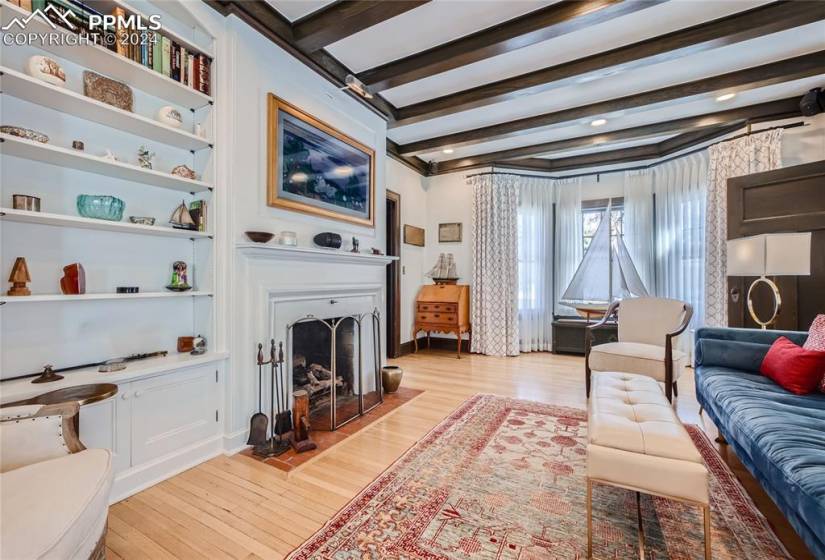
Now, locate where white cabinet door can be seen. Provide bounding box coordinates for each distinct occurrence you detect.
[130,365,219,465]
[79,390,131,473]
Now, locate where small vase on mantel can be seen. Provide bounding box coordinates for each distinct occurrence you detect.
[381,365,403,394]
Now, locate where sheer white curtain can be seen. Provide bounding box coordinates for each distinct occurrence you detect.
[653,151,709,355]
[623,170,655,293]
[554,177,583,316]
[518,177,555,352]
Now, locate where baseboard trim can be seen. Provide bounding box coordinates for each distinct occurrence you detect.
[400,337,471,356]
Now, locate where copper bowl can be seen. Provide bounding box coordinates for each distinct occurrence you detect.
[245,231,274,243]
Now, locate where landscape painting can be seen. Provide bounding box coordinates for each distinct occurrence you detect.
[267,94,375,227]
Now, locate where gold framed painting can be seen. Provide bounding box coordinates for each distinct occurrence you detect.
[267,94,376,227]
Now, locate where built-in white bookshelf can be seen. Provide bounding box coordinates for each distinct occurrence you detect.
[0,0,219,380]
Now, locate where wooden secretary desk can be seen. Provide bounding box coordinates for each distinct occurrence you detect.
[413,284,471,358]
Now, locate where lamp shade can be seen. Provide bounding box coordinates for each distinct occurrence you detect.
[727,235,765,276]
[766,232,811,276]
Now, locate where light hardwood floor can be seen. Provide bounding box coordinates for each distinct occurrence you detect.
[105,350,813,560]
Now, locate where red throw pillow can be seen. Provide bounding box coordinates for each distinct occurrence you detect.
[760,336,825,395]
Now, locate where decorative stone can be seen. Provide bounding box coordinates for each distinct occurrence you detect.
[156,105,183,128]
[171,164,196,180]
[26,55,66,87]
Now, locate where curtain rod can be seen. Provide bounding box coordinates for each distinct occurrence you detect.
[464,121,806,181]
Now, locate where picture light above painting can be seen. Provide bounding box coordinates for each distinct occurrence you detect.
[266,94,376,228]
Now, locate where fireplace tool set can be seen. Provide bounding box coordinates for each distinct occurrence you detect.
[248,340,292,457]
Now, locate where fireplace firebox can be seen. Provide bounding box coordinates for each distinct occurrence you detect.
[288,311,382,430]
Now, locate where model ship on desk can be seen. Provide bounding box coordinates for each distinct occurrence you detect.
[426,253,459,285]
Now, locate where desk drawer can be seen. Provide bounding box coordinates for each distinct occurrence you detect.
[417,312,457,324]
[417,302,457,313]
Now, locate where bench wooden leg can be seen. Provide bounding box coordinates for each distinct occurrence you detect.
[636,491,646,560]
[703,504,712,560]
[586,478,593,559]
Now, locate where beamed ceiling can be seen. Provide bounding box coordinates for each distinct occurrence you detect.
[205,0,825,176]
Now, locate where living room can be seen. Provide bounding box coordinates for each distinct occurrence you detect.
[0,1,823,559]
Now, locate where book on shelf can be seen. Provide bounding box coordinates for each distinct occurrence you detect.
[161,36,172,77]
[188,200,207,232]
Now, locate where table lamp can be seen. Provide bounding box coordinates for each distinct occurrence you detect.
[726,232,811,329]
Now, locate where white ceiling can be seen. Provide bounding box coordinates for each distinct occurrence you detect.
[264,0,825,166]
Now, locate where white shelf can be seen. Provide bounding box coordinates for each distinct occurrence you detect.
[0,0,212,108]
[0,351,228,404]
[0,291,212,303]
[1,68,212,151]
[236,242,399,265]
[0,208,212,239]
[0,133,212,193]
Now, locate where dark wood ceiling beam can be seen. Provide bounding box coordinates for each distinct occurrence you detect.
[392,1,825,127]
[358,0,664,91]
[492,122,742,174]
[387,139,431,176]
[397,51,825,156]
[293,1,431,52]
[431,98,801,174]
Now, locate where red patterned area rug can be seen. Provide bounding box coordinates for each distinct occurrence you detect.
[288,394,789,560]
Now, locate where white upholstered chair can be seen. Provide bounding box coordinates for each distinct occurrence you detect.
[585,297,693,402]
[0,402,113,560]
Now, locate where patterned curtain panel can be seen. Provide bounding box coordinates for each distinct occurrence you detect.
[554,178,583,317]
[704,130,783,327]
[470,173,520,356]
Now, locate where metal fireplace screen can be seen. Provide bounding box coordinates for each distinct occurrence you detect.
[288,310,382,431]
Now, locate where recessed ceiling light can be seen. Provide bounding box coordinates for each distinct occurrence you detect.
[716,93,736,102]
[590,118,607,127]
[442,148,454,154]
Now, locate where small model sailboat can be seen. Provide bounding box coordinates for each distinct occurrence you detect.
[426,253,459,284]
[560,204,648,320]
[169,201,197,230]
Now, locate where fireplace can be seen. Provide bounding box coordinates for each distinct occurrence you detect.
[288,311,382,430]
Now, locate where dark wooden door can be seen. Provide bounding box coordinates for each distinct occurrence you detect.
[386,190,402,358]
[727,160,825,330]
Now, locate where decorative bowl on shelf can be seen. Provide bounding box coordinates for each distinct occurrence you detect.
[129,216,156,226]
[245,231,274,243]
[77,195,125,221]
[1,125,49,143]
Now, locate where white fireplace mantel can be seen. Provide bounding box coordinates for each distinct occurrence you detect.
[236,243,398,265]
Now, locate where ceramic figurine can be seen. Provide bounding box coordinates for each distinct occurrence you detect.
[137,145,155,169]
[166,261,192,292]
[101,149,118,162]
[171,164,196,180]
[7,257,31,296]
[194,123,206,138]
[60,263,86,295]
[26,55,66,87]
[72,140,84,150]
[351,236,360,253]
[156,106,183,128]
[191,335,207,355]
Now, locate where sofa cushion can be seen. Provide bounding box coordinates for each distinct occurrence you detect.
[760,336,825,395]
[1,449,112,559]
[589,341,686,382]
[695,366,825,547]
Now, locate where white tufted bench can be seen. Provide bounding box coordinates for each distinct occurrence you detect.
[586,371,710,559]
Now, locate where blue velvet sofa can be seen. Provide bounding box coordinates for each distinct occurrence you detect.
[694,327,825,559]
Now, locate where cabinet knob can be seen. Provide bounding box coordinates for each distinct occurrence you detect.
[121,393,129,400]
[134,391,143,398]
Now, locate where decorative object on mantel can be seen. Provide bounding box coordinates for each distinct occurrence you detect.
[278,231,297,246]
[370,248,384,255]
[290,389,317,453]
[252,340,291,457]
[169,200,197,230]
[314,232,342,249]
[267,94,375,227]
[12,194,40,212]
[404,224,425,247]
[170,164,197,180]
[31,365,63,384]
[1,125,48,143]
[438,222,462,243]
[166,261,191,291]
[351,236,360,253]
[7,257,31,296]
[177,336,195,353]
[116,287,139,293]
[413,283,471,359]
[137,145,155,169]
[59,263,86,295]
[191,335,207,355]
[100,149,118,162]
[71,140,84,151]
[381,365,403,394]
[245,231,274,243]
[156,106,183,128]
[82,70,133,111]
[77,195,124,221]
[25,55,66,87]
[426,253,458,284]
[98,359,127,373]
[128,216,155,226]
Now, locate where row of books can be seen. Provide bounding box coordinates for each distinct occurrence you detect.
[17,0,212,96]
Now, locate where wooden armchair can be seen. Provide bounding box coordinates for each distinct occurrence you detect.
[1,402,112,559]
[586,297,693,402]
